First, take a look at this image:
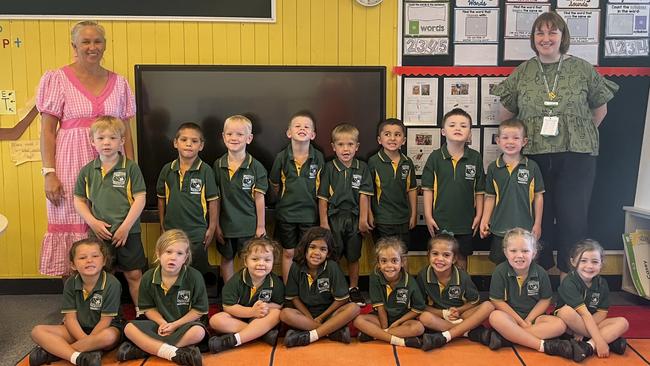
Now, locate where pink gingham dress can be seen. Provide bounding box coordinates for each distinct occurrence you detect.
[36,65,135,276]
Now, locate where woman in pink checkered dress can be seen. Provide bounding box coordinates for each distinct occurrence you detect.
[37,21,135,276]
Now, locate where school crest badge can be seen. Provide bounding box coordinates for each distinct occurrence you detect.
[190,178,203,195]
[589,292,600,307]
[242,175,254,190]
[89,293,103,311]
[465,165,476,180]
[259,289,272,302]
[401,165,410,179]
[309,164,318,179]
[448,285,461,299]
[177,290,191,306]
[517,169,530,184]
[352,174,362,189]
[112,171,126,188]
[396,288,409,304]
[526,280,540,296]
[317,278,331,293]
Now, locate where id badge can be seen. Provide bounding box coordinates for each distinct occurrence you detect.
[541,116,559,136]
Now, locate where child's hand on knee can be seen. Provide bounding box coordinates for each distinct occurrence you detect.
[252,300,269,318]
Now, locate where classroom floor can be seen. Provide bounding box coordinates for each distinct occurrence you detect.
[6,293,650,366]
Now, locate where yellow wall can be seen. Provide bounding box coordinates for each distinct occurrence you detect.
[0,0,399,279]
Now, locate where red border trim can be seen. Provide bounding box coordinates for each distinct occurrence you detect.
[393,66,650,77]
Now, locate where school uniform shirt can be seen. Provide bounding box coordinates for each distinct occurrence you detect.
[489,261,552,319]
[74,153,146,234]
[368,150,417,225]
[269,144,325,224]
[416,265,480,309]
[61,271,121,330]
[421,145,485,235]
[484,155,544,236]
[317,158,373,216]
[222,268,284,308]
[157,158,219,244]
[213,153,268,238]
[557,271,610,315]
[138,265,209,322]
[369,269,425,324]
[285,260,350,317]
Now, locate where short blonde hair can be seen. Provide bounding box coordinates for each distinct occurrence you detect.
[224,115,253,135]
[155,229,192,265]
[502,228,539,255]
[89,116,125,138]
[71,21,106,44]
[331,123,359,143]
[241,237,280,263]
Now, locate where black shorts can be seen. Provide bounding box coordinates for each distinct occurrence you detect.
[373,223,410,248]
[488,235,506,264]
[100,233,147,271]
[329,213,362,262]
[217,237,252,260]
[274,221,316,250]
[455,234,475,257]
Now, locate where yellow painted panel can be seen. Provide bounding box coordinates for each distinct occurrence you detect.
[37,21,57,73]
[169,22,185,64]
[126,22,142,83]
[0,21,13,275]
[183,22,199,65]
[323,1,339,65]
[98,21,114,71]
[198,23,213,65]
[110,22,129,81]
[254,24,269,64]
[154,22,171,63]
[54,21,72,68]
[240,23,255,64]
[379,1,397,116]
[365,5,381,65]
[310,0,325,64]
[141,22,156,64]
[282,0,297,65]
[338,0,352,65]
[296,0,310,64]
[212,23,228,65]
[225,23,241,65]
[351,2,367,65]
[268,0,283,65]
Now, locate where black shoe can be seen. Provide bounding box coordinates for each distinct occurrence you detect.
[261,329,279,346]
[467,325,491,346]
[609,337,627,355]
[28,346,59,366]
[76,351,102,366]
[208,334,237,354]
[422,332,447,351]
[328,326,351,344]
[358,331,373,342]
[544,339,574,360]
[116,341,148,361]
[171,346,202,366]
[284,329,311,347]
[404,336,423,349]
[349,287,366,306]
[572,340,594,362]
[558,332,574,340]
[488,331,511,350]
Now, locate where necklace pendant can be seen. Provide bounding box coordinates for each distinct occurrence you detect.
[548,91,556,100]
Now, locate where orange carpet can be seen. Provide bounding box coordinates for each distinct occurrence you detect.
[202,341,273,366]
[628,339,650,363]
[513,340,650,366]
[273,339,397,366]
[396,338,522,366]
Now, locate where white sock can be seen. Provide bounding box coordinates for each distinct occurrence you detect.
[234,333,242,346]
[442,331,452,343]
[70,352,80,365]
[538,340,545,353]
[135,306,142,316]
[157,343,178,361]
[309,330,319,343]
[463,331,469,337]
[587,339,596,349]
[390,336,405,347]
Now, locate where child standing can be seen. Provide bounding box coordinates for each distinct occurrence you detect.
[73,116,146,307]
[213,115,268,282]
[353,237,425,348]
[208,237,284,353]
[422,108,485,270]
[30,238,122,366]
[117,229,207,365]
[488,228,578,361]
[417,234,494,350]
[157,122,220,278]
[318,123,373,305]
[368,118,417,248]
[480,119,544,264]
[269,110,325,282]
[281,227,360,347]
[556,239,629,359]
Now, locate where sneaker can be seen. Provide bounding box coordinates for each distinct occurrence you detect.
[349,287,366,306]
[208,334,237,354]
[422,332,447,351]
[609,337,627,355]
[261,329,279,346]
[117,341,149,361]
[283,329,311,348]
[404,336,423,349]
[76,351,102,366]
[358,331,374,342]
[572,340,594,361]
[171,346,202,366]
[28,346,59,366]
[328,326,351,344]
[467,325,491,346]
[488,331,512,350]
[543,339,574,360]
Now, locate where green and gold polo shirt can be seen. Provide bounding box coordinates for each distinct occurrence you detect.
[369,269,425,324]
[61,271,122,329]
[489,261,552,319]
[285,260,349,317]
[557,271,609,314]
[317,158,373,216]
[368,149,417,225]
[416,265,480,309]
[222,268,284,307]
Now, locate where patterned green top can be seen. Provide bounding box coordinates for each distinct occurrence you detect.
[493,56,618,156]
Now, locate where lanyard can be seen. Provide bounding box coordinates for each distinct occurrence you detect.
[536,54,564,100]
